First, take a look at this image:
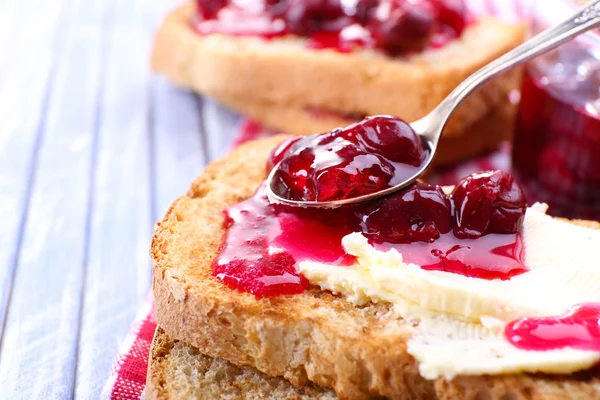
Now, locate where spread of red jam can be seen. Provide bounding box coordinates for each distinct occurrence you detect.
[213,115,529,296]
[213,185,355,297]
[506,303,600,352]
[194,0,468,55]
[213,175,527,297]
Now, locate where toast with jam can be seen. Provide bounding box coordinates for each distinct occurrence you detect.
[150,1,525,163]
[150,126,600,399]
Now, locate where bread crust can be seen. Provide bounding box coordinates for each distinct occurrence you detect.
[212,95,517,168]
[146,326,338,400]
[150,3,526,137]
[151,136,600,399]
[148,326,600,400]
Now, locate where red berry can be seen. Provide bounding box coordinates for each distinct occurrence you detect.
[341,115,425,166]
[282,0,345,35]
[372,5,435,54]
[452,171,527,239]
[358,183,453,243]
[196,0,228,19]
[272,149,315,201]
[433,0,467,35]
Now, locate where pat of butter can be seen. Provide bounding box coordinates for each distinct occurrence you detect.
[299,204,600,379]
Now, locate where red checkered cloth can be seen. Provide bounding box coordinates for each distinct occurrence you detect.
[102,297,156,399]
[104,0,531,397]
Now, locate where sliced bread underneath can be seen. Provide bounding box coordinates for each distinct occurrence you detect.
[146,326,337,400]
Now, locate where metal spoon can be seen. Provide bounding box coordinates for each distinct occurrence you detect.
[267,0,600,208]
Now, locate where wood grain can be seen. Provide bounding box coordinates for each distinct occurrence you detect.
[0,0,242,397]
[0,0,107,396]
[74,15,154,400]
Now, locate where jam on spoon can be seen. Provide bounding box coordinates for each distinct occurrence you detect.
[213,118,529,297]
[270,116,427,202]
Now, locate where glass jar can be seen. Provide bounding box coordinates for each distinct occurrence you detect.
[512,0,600,220]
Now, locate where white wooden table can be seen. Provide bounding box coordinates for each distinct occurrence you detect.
[0,0,240,398]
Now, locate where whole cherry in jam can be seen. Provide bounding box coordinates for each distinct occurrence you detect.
[358,183,453,244]
[279,0,346,35]
[452,170,527,239]
[372,4,436,53]
[340,116,426,166]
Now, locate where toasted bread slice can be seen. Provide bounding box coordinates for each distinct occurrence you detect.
[151,135,600,399]
[151,3,525,138]
[146,326,337,400]
[147,326,600,400]
[213,95,517,168]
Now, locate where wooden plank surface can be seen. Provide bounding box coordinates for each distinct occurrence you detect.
[0,0,66,345]
[0,0,108,396]
[0,0,239,398]
[74,11,154,400]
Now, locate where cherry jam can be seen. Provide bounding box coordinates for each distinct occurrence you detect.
[512,56,600,221]
[212,186,355,297]
[214,173,528,298]
[214,116,528,296]
[193,0,468,56]
[270,116,427,202]
[506,303,600,352]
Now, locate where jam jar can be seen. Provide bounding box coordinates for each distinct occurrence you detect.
[512,0,600,220]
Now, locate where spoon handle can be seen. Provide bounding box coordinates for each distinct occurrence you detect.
[419,0,600,145]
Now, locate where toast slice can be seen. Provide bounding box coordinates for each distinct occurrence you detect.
[213,94,517,168]
[150,3,525,137]
[147,326,600,400]
[151,135,600,399]
[146,326,337,399]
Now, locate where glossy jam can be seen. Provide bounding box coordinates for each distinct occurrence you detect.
[271,116,427,202]
[452,170,527,239]
[193,0,467,56]
[506,303,600,352]
[212,186,354,297]
[378,232,526,280]
[512,59,600,221]
[213,182,528,297]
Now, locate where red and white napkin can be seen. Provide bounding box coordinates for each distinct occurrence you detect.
[104,0,529,398]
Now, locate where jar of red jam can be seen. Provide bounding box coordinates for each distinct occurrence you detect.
[512,0,600,221]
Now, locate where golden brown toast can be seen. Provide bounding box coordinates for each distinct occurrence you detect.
[150,3,525,138]
[146,326,338,400]
[147,326,600,400]
[151,135,600,399]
